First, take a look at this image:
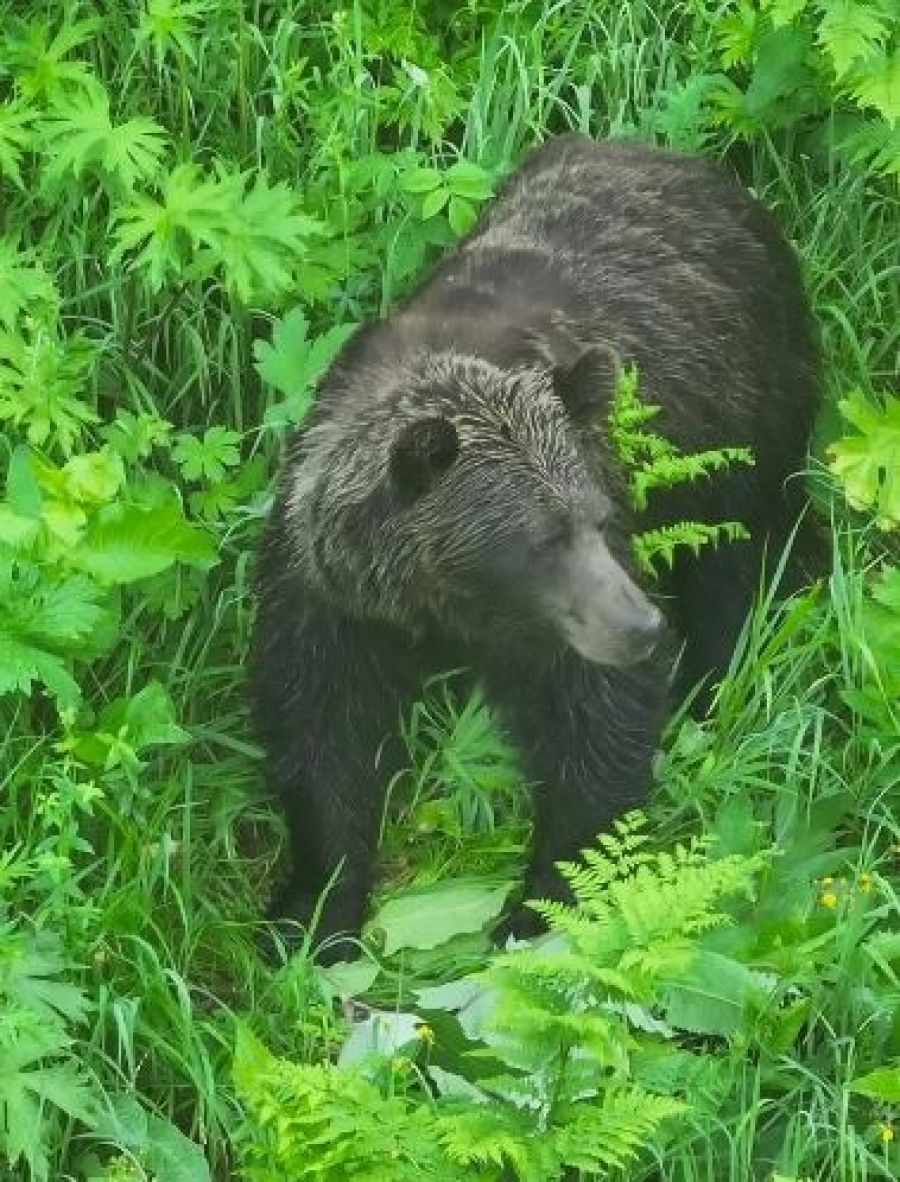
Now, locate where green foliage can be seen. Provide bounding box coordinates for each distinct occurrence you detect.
[712,0,900,175]
[0,0,896,1178]
[827,388,900,529]
[239,818,761,1180]
[0,925,98,1181]
[253,307,357,432]
[609,364,755,575]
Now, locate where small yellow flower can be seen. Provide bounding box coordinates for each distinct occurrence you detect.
[819,876,834,886]
[391,1055,412,1074]
[878,1122,894,1143]
[820,891,838,909]
[415,1022,435,1046]
[858,873,873,894]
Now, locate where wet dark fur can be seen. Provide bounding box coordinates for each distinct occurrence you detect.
[251,135,820,957]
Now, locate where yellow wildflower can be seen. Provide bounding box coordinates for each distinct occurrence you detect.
[415,1022,435,1046]
[820,891,838,909]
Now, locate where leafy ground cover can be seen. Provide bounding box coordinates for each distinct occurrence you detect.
[0,2,897,1179]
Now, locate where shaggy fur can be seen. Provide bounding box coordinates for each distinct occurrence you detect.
[251,134,820,955]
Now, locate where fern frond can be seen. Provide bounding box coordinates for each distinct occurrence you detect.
[634,520,750,575]
[632,446,755,510]
[437,1101,556,1179]
[552,1089,685,1172]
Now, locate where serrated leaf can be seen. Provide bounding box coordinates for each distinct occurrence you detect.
[370,880,513,954]
[26,574,108,647]
[827,390,900,528]
[38,90,168,190]
[817,0,891,79]
[62,448,125,504]
[0,97,37,186]
[0,628,81,706]
[254,309,356,429]
[0,237,58,329]
[851,49,900,122]
[765,0,809,29]
[172,426,241,484]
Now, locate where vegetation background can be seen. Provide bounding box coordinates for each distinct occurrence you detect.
[0,1,897,1179]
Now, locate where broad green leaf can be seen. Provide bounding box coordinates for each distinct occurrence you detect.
[663,949,775,1037]
[144,1112,211,1182]
[5,446,42,518]
[319,958,381,999]
[370,880,513,955]
[94,1095,210,1182]
[847,1066,900,1102]
[0,506,41,547]
[232,1024,279,1097]
[448,195,476,236]
[400,166,442,193]
[445,160,493,201]
[338,1010,424,1066]
[74,499,216,584]
[421,187,450,219]
[743,25,813,116]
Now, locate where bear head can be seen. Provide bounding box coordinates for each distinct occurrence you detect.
[287,339,665,669]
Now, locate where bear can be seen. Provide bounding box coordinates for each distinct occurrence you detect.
[250,134,820,958]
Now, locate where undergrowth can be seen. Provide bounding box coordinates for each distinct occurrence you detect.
[0,2,897,1180]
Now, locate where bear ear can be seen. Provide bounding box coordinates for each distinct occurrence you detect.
[534,322,620,423]
[389,416,459,503]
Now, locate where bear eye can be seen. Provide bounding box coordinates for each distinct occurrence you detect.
[542,519,571,551]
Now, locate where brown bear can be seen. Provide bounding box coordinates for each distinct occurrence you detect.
[250,134,820,958]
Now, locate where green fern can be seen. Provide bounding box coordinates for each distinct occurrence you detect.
[234,820,763,1181]
[633,520,751,574]
[608,364,755,576]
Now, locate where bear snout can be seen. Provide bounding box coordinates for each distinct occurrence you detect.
[619,603,665,662]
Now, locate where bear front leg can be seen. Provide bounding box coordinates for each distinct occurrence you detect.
[490,652,670,938]
[251,601,417,960]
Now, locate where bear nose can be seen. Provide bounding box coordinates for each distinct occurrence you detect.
[623,605,664,660]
